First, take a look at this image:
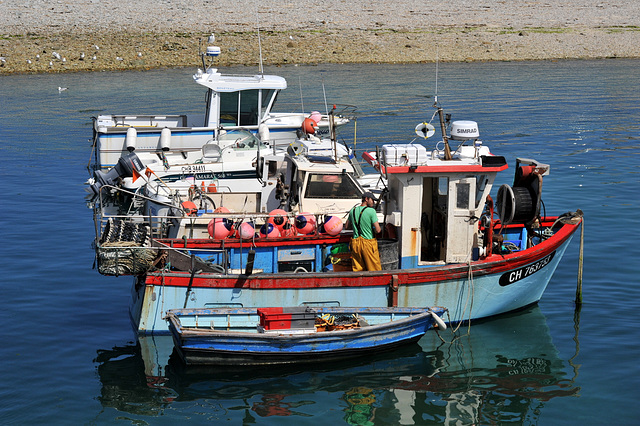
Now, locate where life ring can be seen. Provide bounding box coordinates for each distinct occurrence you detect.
[415,122,436,139]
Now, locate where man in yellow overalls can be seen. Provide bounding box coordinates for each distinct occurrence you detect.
[346,192,381,271]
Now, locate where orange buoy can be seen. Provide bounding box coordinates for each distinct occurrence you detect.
[302,117,317,135]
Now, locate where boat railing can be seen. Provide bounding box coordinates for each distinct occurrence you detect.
[108,114,189,128]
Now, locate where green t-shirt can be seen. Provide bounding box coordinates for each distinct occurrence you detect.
[349,206,378,239]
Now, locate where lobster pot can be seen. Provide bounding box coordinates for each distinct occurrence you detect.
[377,239,399,270]
[497,184,537,224]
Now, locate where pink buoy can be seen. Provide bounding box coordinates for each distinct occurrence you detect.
[268,209,288,231]
[214,206,230,213]
[295,212,316,235]
[236,222,255,239]
[259,223,281,238]
[309,111,321,124]
[323,215,343,236]
[208,217,233,239]
[280,221,296,237]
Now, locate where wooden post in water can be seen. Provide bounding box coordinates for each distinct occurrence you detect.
[575,215,584,305]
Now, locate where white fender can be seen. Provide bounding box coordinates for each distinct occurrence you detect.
[160,127,171,151]
[258,123,270,143]
[431,311,447,330]
[125,127,137,152]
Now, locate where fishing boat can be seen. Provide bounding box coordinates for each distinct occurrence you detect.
[165,306,447,365]
[88,34,352,192]
[91,100,582,334]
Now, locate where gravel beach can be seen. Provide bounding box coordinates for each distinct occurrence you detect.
[1,0,640,74]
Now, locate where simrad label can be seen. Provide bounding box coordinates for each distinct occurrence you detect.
[499,251,556,286]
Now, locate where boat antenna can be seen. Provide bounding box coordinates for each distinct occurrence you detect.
[256,9,264,74]
[433,45,439,108]
[322,75,329,115]
[432,48,452,160]
[299,76,305,113]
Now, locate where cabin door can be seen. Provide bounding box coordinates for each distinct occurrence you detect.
[445,177,476,263]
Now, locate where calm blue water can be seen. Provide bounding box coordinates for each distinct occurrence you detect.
[1,60,639,424]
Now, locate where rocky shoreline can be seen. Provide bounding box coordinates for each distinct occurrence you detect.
[2,0,640,75]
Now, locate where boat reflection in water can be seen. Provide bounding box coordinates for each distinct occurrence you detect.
[94,306,579,423]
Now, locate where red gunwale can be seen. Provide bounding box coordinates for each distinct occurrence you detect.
[360,151,509,174]
[145,216,581,290]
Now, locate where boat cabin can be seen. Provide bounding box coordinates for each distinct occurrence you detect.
[364,122,509,267]
[279,136,365,217]
[194,68,287,129]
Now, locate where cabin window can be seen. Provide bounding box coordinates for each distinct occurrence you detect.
[438,178,448,196]
[261,89,276,112]
[456,183,470,209]
[219,89,268,126]
[219,92,239,125]
[239,90,259,125]
[304,174,360,199]
[268,160,279,178]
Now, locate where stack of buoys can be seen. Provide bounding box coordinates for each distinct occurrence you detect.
[206,208,346,239]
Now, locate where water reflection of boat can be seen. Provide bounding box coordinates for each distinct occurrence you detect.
[94,306,579,423]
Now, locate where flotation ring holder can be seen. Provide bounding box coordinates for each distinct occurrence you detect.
[415,122,436,139]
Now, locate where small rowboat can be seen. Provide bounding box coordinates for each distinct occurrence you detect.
[165,306,447,365]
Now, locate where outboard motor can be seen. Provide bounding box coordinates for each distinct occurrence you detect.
[91,152,145,195]
[496,158,550,226]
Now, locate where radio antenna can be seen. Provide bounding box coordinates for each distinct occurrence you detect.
[256,9,264,74]
[433,46,439,107]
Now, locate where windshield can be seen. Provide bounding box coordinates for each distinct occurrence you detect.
[304,173,362,199]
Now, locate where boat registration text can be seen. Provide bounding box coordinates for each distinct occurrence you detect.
[499,251,556,286]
